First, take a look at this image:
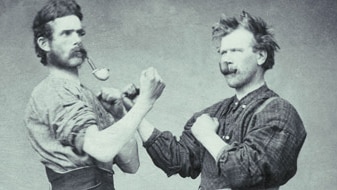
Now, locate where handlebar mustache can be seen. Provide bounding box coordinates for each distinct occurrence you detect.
[70,47,87,58]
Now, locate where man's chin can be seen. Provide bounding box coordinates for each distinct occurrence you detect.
[225,79,240,89]
[69,57,85,67]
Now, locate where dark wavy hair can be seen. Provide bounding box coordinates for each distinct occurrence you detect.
[212,11,280,70]
[32,0,83,65]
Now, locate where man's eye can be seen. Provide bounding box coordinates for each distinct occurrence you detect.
[231,49,242,52]
[78,29,86,36]
[220,50,227,55]
[62,31,72,36]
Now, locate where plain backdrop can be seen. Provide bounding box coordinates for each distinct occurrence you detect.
[1,0,337,189]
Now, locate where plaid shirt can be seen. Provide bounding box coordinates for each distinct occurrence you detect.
[144,85,306,190]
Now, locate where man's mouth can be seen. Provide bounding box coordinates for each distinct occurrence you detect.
[71,47,87,59]
[227,69,237,74]
[223,69,237,75]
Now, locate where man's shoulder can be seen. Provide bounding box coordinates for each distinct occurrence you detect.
[29,77,84,109]
[264,96,298,113]
[258,96,305,130]
[30,78,55,101]
[254,86,299,113]
[31,76,82,98]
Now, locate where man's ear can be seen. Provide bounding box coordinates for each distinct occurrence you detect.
[37,37,50,52]
[256,50,267,66]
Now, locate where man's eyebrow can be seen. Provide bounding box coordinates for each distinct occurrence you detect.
[230,48,243,51]
[77,28,85,32]
[60,28,85,35]
[60,29,75,34]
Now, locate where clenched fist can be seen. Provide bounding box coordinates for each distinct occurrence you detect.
[191,114,219,140]
[97,87,125,119]
[137,67,165,108]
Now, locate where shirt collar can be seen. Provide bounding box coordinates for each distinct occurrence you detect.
[233,84,270,107]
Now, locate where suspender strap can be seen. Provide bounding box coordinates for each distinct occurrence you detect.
[254,97,279,115]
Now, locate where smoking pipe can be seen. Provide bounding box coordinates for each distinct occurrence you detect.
[86,57,110,81]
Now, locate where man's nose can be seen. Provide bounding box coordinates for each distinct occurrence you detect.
[220,55,232,65]
[73,33,82,46]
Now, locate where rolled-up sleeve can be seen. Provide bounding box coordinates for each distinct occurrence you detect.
[143,101,225,179]
[217,99,306,188]
[27,81,98,154]
[25,78,117,172]
[53,99,96,150]
[51,84,99,153]
[144,119,204,179]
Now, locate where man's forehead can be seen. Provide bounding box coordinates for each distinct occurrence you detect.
[48,15,82,31]
[220,28,254,49]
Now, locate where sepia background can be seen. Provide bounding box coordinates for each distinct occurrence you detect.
[1,0,337,189]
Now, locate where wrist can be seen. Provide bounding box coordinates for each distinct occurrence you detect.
[198,134,229,162]
[133,99,153,114]
[196,132,218,144]
[137,119,155,142]
[134,97,153,109]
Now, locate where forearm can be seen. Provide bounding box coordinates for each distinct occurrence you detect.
[137,119,155,142]
[114,137,139,174]
[83,101,151,162]
[190,114,230,162]
[196,133,230,162]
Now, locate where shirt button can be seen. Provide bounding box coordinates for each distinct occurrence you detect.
[242,105,246,109]
[222,135,230,142]
[225,135,230,141]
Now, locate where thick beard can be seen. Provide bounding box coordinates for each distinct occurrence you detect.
[49,47,87,69]
[49,51,68,69]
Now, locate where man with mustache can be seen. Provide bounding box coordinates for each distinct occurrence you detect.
[136,11,306,189]
[24,0,165,189]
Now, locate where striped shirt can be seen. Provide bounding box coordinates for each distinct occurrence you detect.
[144,85,306,190]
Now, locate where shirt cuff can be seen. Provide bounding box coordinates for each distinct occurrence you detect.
[143,128,162,148]
[73,128,87,155]
[215,145,229,164]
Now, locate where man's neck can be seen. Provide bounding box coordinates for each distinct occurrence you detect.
[47,64,80,84]
[235,80,266,100]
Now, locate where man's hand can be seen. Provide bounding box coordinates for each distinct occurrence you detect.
[97,87,125,119]
[121,83,139,111]
[122,83,139,100]
[191,114,219,141]
[136,67,165,108]
[191,114,229,162]
[98,67,165,118]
